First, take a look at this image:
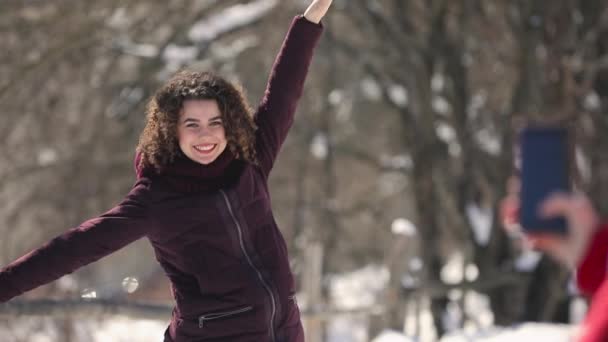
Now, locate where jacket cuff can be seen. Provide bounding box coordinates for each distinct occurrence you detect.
[294,14,324,32]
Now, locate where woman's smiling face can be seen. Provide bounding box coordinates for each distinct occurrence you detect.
[177,99,228,165]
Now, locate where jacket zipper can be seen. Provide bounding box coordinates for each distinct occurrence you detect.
[198,305,253,328]
[220,190,277,342]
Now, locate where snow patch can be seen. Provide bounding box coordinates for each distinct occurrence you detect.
[360,78,382,101]
[188,0,278,42]
[474,128,501,155]
[329,264,389,310]
[441,322,576,341]
[514,250,542,272]
[466,202,493,246]
[391,218,417,236]
[310,133,329,160]
[372,330,416,342]
[38,148,58,166]
[388,85,408,108]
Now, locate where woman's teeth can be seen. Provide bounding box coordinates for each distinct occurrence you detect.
[194,144,215,152]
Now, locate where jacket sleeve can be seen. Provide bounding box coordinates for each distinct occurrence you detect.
[254,15,323,177]
[578,279,608,342]
[576,222,608,297]
[0,181,152,302]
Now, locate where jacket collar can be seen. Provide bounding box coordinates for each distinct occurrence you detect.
[136,148,242,193]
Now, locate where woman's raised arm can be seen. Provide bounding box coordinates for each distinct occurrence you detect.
[254,1,331,176]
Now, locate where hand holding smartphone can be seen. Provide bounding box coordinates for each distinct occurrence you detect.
[519,127,571,234]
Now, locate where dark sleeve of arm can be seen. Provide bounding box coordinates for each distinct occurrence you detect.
[576,223,608,297]
[255,15,323,176]
[0,182,151,302]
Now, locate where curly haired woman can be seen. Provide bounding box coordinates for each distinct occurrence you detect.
[0,1,332,341]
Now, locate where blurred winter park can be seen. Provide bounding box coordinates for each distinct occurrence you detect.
[2,0,608,341]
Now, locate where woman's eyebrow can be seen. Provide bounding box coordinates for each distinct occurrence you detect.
[209,116,222,121]
[182,118,199,123]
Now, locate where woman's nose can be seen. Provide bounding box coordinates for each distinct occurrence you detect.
[198,126,212,137]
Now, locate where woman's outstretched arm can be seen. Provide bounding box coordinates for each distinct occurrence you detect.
[0,181,152,302]
[255,0,331,176]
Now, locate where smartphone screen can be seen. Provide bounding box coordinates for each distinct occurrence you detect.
[519,127,570,234]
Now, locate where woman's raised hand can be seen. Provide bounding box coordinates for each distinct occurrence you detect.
[303,0,333,24]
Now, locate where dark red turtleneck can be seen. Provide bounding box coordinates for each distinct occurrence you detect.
[135,148,243,193]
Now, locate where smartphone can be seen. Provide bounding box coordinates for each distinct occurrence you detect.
[519,127,571,234]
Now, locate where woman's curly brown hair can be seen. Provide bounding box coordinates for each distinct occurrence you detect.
[137,71,257,173]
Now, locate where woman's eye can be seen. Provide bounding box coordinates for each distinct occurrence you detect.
[186,124,198,128]
[211,122,222,126]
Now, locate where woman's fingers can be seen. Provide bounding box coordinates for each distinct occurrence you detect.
[541,193,599,232]
[506,176,520,196]
[500,195,519,223]
[500,175,522,233]
[539,192,572,218]
[500,194,521,236]
[527,233,577,267]
[500,179,599,268]
[311,0,333,7]
[304,0,333,23]
[527,233,564,251]
[537,193,599,267]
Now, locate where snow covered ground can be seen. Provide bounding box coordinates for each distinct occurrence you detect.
[373,324,576,342]
[440,323,576,341]
[325,264,580,342]
[2,263,583,341]
[2,317,169,342]
[1,317,577,342]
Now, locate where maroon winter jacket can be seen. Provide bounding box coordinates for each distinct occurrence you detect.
[0,15,323,342]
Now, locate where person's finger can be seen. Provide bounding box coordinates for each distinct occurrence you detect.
[506,176,520,196]
[500,193,524,239]
[526,233,577,267]
[500,195,520,225]
[526,233,564,251]
[539,192,572,218]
